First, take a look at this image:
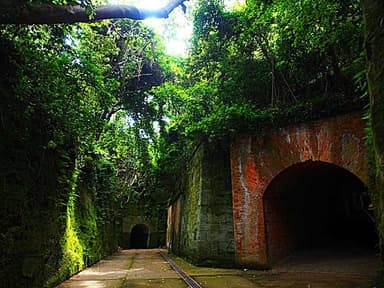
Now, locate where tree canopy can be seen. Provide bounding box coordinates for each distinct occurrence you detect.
[153,0,364,143]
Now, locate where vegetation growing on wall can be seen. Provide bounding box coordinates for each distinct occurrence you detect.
[1,0,384,286]
[0,3,175,285]
[362,0,384,259]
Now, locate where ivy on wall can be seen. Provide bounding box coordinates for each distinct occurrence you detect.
[0,9,173,287]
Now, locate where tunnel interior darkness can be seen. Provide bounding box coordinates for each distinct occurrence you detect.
[130,224,149,249]
[263,160,377,264]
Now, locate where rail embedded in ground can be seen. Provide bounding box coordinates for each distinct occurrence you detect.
[160,252,203,288]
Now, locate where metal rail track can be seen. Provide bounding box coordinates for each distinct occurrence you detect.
[160,252,202,288]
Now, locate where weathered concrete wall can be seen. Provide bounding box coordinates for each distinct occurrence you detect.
[230,111,368,267]
[169,143,235,266]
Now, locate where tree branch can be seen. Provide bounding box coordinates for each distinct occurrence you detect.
[0,0,188,25]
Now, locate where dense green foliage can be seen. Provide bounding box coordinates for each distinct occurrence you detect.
[155,0,365,143]
[0,13,174,286]
[0,0,379,286]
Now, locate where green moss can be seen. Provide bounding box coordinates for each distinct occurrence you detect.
[183,145,203,259]
[75,182,100,266]
[47,166,84,286]
[47,160,121,287]
[61,212,85,275]
[61,165,85,274]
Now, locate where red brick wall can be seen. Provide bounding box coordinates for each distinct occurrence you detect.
[230,111,368,267]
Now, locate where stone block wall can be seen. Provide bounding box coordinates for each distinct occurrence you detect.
[198,144,235,265]
[168,143,235,266]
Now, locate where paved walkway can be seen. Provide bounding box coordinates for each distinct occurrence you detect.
[57,249,186,288]
[274,248,380,275]
[171,249,382,288]
[57,249,383,288]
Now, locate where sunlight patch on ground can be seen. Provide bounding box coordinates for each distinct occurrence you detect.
[72,280,106,287]
[126,267,145,273]
[77,270,129,277]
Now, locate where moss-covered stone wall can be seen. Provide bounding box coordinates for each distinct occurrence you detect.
[0,83,120,287]
[169,143,235,266]
[0,145,120,287]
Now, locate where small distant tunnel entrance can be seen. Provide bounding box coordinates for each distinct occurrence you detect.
[263,161,377,264]
[130,224,149,249]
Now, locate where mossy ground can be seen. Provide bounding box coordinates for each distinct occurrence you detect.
[169,253,383,288]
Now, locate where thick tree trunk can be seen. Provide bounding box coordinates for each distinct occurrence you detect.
[0,0,188,24]
[363,0,384,257]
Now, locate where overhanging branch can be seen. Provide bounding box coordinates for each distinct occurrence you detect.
[0,0,189,25]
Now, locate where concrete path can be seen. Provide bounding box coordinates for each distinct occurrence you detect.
[57,249,186,288]
[274,248,380,275]
[57,249,382,288]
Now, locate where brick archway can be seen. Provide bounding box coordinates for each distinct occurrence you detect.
[230,111,370,267]
[263,160,375,264]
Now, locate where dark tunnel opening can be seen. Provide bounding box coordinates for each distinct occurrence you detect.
[130,224,149,249]
[263,160,378,264]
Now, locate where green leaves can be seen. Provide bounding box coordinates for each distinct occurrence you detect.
[0,3,177,226]
[165,0,363,143]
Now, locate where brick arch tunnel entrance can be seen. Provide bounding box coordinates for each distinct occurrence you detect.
[130,224,149,249]
[263,160,377,265]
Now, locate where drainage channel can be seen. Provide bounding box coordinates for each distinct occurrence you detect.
[160,252,202,288]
